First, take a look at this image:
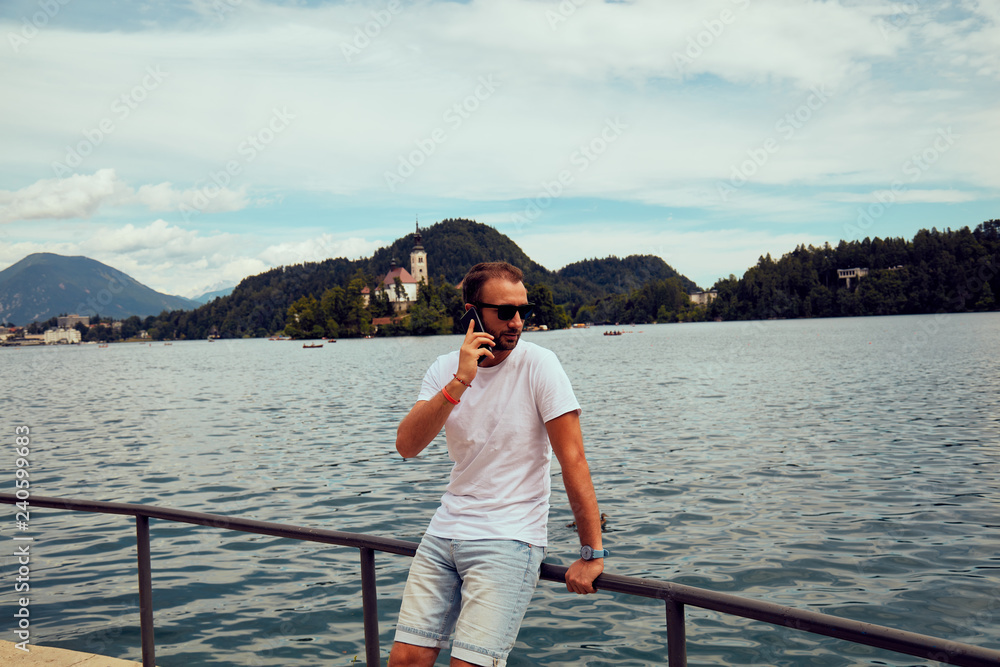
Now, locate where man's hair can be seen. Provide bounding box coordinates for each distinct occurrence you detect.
[462,262,524,304]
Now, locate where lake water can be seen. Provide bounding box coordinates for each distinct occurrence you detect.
[2,313,999,666]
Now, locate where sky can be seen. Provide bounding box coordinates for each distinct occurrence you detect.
[1,0,998,298]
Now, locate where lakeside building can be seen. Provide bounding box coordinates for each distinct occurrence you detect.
[44,327,82,344]
[362,222,428,314]
[838,266,905,289]
[689,290,718,306]
[58,314,90,328]
[838,267,869,288]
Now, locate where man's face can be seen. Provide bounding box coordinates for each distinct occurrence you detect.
[475,279,529,353]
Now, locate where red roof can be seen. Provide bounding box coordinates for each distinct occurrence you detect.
[381,266,416,286]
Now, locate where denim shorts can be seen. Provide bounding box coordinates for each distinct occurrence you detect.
[394,534,546,667]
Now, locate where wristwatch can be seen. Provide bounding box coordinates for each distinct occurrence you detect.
[580,545,609,561]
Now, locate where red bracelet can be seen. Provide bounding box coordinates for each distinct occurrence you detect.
[452,373,472,388]
[441,386,460,405]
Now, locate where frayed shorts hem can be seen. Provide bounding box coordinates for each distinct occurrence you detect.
[394,626,449,650]
[392,630,507,666]
[453,641,507,666]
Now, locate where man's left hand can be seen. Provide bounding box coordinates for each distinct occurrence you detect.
[565,557,604,594]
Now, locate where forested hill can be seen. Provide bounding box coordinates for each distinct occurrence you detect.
[140,218,697,339]
[365,218,553,286]
[707,222,999,320]
[558,255,699,304]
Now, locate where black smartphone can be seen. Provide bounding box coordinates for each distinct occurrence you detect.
[458,306,490,364]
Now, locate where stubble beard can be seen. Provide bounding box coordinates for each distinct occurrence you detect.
[490,323,521,352]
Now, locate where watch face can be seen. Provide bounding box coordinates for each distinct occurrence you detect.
[581,545,593,560]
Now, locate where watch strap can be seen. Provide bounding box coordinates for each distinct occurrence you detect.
[581,545,610,560]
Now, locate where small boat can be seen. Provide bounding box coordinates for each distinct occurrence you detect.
[302,343,324,349]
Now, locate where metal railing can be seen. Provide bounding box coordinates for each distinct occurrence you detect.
[3,493,999,667]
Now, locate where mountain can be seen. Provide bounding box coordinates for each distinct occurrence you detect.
[0,253,201,325]
[192,285,236,303]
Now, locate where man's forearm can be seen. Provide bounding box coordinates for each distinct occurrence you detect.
[395,379,467,457]
[564,458,603,550]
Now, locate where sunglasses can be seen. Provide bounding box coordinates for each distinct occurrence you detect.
[476,302,535,321]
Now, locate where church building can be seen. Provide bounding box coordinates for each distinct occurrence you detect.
[362,223,427,314]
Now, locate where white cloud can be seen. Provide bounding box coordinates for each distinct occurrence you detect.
[134,182,249,213]
[0,169,124,222]
[3,0,996,208]
[0,170,251,223]
[0,219,386,299]
[258,234,384,267]
[828,189,982,204]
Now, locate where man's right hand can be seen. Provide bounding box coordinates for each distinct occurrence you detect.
[458,318,494,379]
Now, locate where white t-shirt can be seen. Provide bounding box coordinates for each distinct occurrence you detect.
[416,341,581,547]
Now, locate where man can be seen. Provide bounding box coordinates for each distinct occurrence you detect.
[389,261,606,667]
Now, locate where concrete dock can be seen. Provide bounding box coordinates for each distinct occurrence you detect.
[0,640,145,666]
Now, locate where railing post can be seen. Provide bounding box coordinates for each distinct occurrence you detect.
[360,547,380,666]
[135,515,156,667]
[665,599,687,667]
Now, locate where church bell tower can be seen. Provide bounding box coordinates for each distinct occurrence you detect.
[410,219,427,284]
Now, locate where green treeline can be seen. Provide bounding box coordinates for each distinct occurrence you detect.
[574,276,703,324]
[280,272,572,339]
[131,219,998,341]
[707,222,999,320]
